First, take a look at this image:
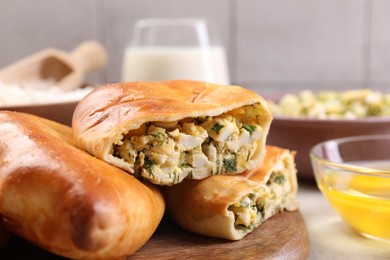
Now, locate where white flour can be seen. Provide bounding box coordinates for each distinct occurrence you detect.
[0,81,93,106]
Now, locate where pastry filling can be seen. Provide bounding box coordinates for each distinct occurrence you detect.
[228,159,291,231]
[113,105,263,184]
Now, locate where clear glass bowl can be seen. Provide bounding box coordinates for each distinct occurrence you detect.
[310,135,390,242]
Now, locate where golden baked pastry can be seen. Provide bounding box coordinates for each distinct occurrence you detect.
[72,80,272,185]
[0,111,165,259]
[164,146,299,240]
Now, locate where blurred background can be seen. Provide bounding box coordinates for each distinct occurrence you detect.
[1,2,390,258]
[1,0,390,93]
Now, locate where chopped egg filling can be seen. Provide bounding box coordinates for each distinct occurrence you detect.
[228,159,292,231]
[113,105,263,184]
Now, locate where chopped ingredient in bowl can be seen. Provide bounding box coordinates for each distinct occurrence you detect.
[269,89,390,119]
[0,81,93,106]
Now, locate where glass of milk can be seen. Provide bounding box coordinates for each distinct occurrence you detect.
[121,18,230,85]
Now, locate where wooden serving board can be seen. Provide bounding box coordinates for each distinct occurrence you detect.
[0,211,310,260]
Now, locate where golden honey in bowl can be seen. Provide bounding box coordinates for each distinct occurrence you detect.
[318,161,390,241]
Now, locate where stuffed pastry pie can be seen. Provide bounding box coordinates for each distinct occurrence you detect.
[164,145,299,240]
[0,111,165,259]
[72,80,272,185]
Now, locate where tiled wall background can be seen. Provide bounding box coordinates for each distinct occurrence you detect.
[1,0,390,93]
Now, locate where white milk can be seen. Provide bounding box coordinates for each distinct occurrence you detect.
[121,46,230,85]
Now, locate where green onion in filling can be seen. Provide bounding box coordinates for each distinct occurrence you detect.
[143,156,154,169]
[267,172,286,185]
[237,224,251,230]
[256,201,266,217]
[242,124,257,135]
[211,123,224,134]
[223,157,237,172]
[274,173,286,185]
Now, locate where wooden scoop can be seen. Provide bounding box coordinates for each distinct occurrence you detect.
[0,41,107,91]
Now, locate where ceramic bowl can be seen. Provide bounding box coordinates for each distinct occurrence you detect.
[267,116,390,180]
[0,101,79,126]
[310,134,390,241]
[0,84,94,126]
